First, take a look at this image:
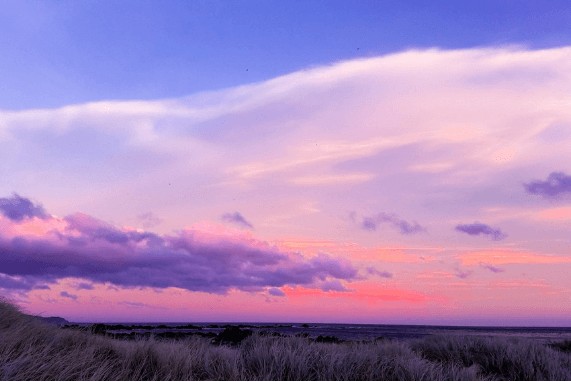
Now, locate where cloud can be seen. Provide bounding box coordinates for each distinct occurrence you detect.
[480,263,505,273]
[2,47,571,249]
[221,212,254,229]
[366,267,393,278]
[60,291,78,300]
[137,212,162,229]
[0,194,48,222]
[455,222,507,241]
[0,196,358,295]
[455,268,473,279]
[267,287,285,297]
[524,172,571,199]
[319,279,349,292]
[63,213,164,246]
[118,301,151,308]
[75,282,94,290]
[360,212,425,235]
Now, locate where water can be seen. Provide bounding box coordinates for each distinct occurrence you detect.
[79,322,571,343]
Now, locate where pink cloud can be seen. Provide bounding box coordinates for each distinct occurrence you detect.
[0,195,358,295]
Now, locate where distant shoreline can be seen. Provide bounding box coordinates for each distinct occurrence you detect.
[60,321,571,343]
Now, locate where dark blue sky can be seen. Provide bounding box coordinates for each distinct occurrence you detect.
[1,0,571,109]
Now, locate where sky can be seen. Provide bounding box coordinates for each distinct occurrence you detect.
[1,0,571,326]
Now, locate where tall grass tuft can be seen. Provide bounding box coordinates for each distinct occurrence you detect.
[412,334,571,380]
[1,299,570,380]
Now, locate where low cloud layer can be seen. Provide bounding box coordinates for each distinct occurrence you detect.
[455,223,507,241]
[0,195,357,294]
[524,172,571,199]
[367,267,393,278]
[221,212,254,229]
[360,212,425,235]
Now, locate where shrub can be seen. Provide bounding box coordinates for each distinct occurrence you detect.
[315,335,341,343]
[412,334,571,380]
[214,326,253,345]
[551,340,571,353]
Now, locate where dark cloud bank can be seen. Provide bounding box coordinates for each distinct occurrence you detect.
[0,195,357,294]
[455,222,507,241]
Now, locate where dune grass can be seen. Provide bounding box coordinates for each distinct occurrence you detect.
[1,300,570,380]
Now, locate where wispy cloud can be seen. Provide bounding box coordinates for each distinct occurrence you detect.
[454,268,473,279]
[0,195,358,294]
[2,47,571,245]
[137,212,163,229]
[455,222,507,241]
[0,274,49,291]
[267,287,285,297]
[60,291,78,300]
[118,301,152,308]
[360,212,425,235]
[524,172,571,199]
[221,212,254,229]
[458,249,571,266]
[366,267,393,278]
[480,263,505,273]
[75,282,94,290]
[319,279,349,292]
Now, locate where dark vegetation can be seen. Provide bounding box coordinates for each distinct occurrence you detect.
[550,340,571,353]
[1,300,571,380]
[86,323,203,332]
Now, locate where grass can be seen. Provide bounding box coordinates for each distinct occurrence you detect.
[1,299,571,380]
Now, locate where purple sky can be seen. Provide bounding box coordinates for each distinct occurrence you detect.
[1,1,571,325]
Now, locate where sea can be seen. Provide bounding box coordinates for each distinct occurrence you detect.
[81,322,571,344]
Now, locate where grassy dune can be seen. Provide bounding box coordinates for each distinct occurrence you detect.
[1,300,570,380]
